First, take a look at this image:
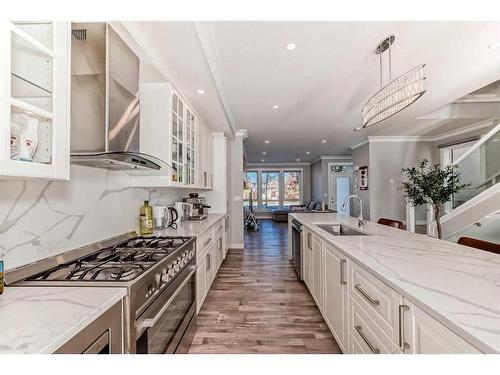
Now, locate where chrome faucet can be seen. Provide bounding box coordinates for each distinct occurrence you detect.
[341,194,366,228]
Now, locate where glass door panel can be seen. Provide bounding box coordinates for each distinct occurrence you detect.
[11,25,53,112]
[10,104,52,164]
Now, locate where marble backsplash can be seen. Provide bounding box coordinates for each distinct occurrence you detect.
[0,165,184,271]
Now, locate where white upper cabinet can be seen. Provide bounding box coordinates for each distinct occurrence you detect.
[0,21,70,180]
[200,121,214,188]
[131,82,211,188]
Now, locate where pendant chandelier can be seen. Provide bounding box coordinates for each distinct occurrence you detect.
[359,35,426,130]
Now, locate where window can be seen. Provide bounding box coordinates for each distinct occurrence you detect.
[261,171,280,208]
[244,169,303,208]
[283,171,301,207]
[244,171,258,207]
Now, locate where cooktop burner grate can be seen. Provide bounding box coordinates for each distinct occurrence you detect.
[26,235,192,282]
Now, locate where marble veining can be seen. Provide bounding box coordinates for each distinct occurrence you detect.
[290,212,500,353]
[153,213,226,238]
[0,287,126,353]
[0,165,185,271]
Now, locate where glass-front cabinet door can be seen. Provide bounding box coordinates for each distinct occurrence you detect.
[170,90,196,186]
[0,21,70,180]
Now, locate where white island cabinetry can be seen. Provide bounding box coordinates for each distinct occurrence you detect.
[290,213,488,354]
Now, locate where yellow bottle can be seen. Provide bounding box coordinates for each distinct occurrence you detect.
[139,201,153,235]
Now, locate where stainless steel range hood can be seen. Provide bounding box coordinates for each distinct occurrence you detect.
[70,22,166,172]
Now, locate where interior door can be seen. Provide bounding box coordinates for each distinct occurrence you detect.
[328,164,353,214]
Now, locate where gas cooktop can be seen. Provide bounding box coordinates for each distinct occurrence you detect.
[26,236,192,282]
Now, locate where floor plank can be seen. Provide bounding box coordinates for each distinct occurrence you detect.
[188,219,341,354]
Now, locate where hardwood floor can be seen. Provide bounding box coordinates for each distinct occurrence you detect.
[188,219,341,354]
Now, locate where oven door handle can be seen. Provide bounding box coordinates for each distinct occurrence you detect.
[139,265,197,330]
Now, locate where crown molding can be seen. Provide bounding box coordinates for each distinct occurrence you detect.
[349,118,498,149]
[349,139,369,150]
[247,162,311,167]
[368,136,435,142]
[433,118,497,142]
[194,21,237,138]
[311,155,353,163]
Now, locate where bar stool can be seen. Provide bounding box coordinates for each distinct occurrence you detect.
[457,237,500,255]
[377,218,405,230]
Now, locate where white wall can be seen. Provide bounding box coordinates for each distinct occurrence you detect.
[0,165,187,271]
[368,141,436,223]
[351,144,370,220]
[311,160,323,202]
[228,132,245,248]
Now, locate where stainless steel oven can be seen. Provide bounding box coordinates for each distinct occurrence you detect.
[291,219,303,280]
[135,262,197,354]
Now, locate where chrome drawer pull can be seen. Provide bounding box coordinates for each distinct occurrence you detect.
[398,304,410,351]
[340,259,347,285]
[354,284,380,306]
[355,325,380,354]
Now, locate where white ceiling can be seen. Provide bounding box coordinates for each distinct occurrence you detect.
[125,21,500,163]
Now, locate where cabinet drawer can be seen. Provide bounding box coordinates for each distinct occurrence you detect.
[349,332,367,354]
[350,262,400,342]
[197,230,214,261]
[350,298,396,354]
[212,218,225,238]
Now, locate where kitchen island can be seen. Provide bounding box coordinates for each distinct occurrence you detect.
[289,212,500,354]
[0,287,125,353]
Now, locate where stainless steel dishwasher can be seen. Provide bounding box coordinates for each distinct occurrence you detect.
[291,219,303,280]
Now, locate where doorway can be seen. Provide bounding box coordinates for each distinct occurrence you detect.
[328,163,354,215]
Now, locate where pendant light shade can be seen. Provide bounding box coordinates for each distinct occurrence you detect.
[360,36,426,129]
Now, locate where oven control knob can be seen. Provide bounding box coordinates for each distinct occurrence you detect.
[173,263,180,272]
[179,258,185,267]
[168,267,176,276]
[161,272,171,283]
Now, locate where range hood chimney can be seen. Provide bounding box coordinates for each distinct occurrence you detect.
[70,22,165,172]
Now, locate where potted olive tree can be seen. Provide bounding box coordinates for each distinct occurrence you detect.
[400,159,470,239]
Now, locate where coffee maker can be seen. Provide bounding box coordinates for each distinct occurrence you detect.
[182,193,210,220]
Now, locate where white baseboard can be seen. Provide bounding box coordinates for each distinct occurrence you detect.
[228,243,244,249]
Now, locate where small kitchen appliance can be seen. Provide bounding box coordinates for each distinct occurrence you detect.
[182,193,210,220]
[152,206,179,230]
[175,202,193,222]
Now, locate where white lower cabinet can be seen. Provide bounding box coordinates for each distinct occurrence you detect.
[323,242,348,352]
[311,234,324,310]
[196,219,227,314]
[409,303,481,354]
[196,254,207,313]
[303,230,313,290]
[297,223,483,354]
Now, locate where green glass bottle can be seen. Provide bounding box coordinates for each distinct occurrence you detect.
[139,201,153,235]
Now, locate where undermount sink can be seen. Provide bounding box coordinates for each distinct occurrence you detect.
[315,224,370,236]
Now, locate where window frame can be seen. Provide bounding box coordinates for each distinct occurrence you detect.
[245,168,304,209]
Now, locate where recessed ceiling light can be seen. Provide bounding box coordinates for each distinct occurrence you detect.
[306,151,310,155]
[286,42,296,51]
[488,41,500,49]
[322,139,327,143]
[265,140,270,144]
[296,158,301,162]
[493,138,499,142]
[196,89,205,94]
[273,105,279,109]
[261,159,265,162]
[353,127,363,132]
[262,151,267,155]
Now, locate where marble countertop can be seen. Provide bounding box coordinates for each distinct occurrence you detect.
[290,212,500,353]
[153,212,226,237]
[0,287,126,354]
